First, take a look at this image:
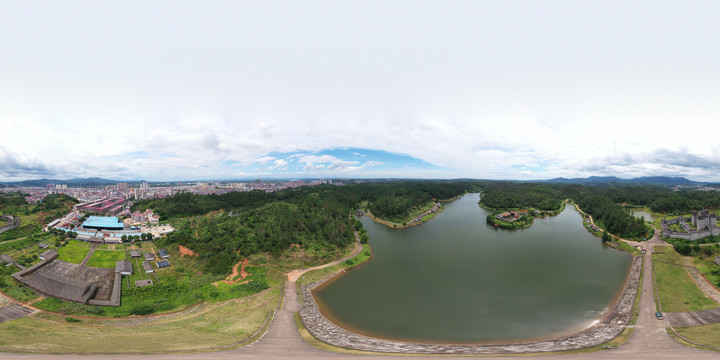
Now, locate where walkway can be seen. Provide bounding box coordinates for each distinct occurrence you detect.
[667,308,720,327]
[238,232,363,358]
[79,244,97,266]
[588,236,696,359]
[0,304,34,323]
[0,229,718,359]
[686,267,720,304]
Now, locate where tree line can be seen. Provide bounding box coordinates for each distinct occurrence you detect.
[140,181,477,275]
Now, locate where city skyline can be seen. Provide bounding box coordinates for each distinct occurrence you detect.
[2,1,720,182]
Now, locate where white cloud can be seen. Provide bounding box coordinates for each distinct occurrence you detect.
[2,2,720,181]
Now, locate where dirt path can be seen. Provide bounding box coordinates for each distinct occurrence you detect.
[79,244,97,266]
[222,259,249,285]
[0,227,718,359]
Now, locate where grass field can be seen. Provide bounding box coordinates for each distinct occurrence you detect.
[693,244,720,288]
[298,244,371,287]
[86,249,126,268]
[0,286,281,354]
[56,240,90,264]
[674,323,720,350]
[34,245,285,317]
[653,246,717,312]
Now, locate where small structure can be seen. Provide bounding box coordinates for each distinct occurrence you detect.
[156,260,170,269]
[135,279,153,287]
[144,252,155,261]
[38,249,58,261]
[37,242,49,249]
[114,260,133,275]
[158,249,169,259]
[129,250,141,258]
[355,210,364,216]
[142,260,154,273]
[715,257,720,267]
[0,254,14,267]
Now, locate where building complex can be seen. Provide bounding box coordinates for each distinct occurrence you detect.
[661,209,719,241]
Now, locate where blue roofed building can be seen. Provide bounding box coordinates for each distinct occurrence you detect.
[82,216,125,231]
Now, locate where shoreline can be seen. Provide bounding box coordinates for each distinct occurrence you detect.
[299,255,640,354]
[484,202,567,230]
[299,208,642,355]
[364,194,469,229]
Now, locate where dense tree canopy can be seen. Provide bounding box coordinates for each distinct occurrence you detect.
[145,181,477,275]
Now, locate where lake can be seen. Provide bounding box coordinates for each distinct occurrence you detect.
[313,194,632,343]
[631,210,658,222]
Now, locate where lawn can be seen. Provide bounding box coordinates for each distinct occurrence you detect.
[33,245,284,317]
[674,323,720,349]
[693,244,720,288]
[654,245,694,267]
[56,240,90,264]
[298,244,371,287]
[0,286,280,354]
[653,246,717,312]
[86,249,126,268]
[0,266,37,302]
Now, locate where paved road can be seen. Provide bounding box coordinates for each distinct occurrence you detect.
[1,230,719,359]
[0,304,34,323]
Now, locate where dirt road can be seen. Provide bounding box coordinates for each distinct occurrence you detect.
[0,230,718,359]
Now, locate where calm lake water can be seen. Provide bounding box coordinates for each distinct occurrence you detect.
[314,194,632,343]
[631,210,658,222]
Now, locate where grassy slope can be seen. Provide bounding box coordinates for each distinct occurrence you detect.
[297,244,371,287]
[653,246,717,312]
[366,201,437,228]
[0,286,280,354]
[674,323,720,350]
[86,249,126,268]
[56,240,91,264]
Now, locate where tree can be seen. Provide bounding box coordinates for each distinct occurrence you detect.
[602,231,611,243]
[674,242,692,256]
[702,246,713,257]
[140,233,147,241]
[121,235,127,242]
[146,233,153,240]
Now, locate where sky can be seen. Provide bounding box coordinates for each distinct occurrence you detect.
[2,1,720,182]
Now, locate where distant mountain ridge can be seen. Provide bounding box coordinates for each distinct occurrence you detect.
[0,175,705,187]
[0,177,121,187]
[543,176,697,185]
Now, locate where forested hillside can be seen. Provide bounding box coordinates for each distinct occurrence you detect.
[478,183,657,239]
[139,181,477,275]
[0,192,27,213]
[479,182,565,211]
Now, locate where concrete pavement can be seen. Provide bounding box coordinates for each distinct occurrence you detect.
[1,230,719,359]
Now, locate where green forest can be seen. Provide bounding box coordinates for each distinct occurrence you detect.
[137,181,477,275]
[479,183,657,239]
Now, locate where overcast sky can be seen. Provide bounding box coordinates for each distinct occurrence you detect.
[2,1,720,182]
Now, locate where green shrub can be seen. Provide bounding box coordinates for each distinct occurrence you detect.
[65,317,81,323]
[130,304,155,315]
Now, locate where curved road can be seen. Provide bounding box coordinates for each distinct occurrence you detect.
[0,232,718,359]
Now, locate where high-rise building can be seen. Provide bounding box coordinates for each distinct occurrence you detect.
[117,182,128,190]
[141,182,149,190]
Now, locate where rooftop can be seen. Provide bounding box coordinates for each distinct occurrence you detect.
[83,216,124,229]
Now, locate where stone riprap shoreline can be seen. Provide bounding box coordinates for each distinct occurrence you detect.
[299,255,641,355]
